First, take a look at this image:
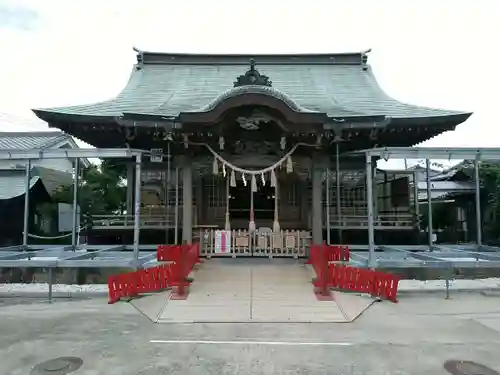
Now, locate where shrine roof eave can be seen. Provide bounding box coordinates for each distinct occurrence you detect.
[32,110,118,125]
[388,112,472,127]
[35,112,392,135]
[33,109,470,131]
[117,111,389,126]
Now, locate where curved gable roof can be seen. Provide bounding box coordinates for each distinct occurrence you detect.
[33,50,471,125]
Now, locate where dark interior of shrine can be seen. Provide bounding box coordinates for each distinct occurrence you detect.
[229,180,275,220]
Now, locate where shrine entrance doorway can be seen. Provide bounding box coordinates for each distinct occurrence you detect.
[229,180,275,227]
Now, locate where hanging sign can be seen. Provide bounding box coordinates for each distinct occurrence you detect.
[214,230,231,254]
[150,148,163,163]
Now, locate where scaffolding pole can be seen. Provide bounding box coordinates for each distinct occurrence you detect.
[71,158,79,248]
[413,171,420,232]
[335,142,342,243]
[475,155,482,245]
[22,160,31,247]
[325,168,331,245]
[174,167,179,244]
[133,154,142,260]
[426,159,434,249]
[366,153,375,267]
[125,163,134,226]
[165,142,171,244]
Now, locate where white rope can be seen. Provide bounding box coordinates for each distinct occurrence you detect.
[189,141,315,175]
[24,226,86,240]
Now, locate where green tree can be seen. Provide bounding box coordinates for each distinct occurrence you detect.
[442,160,500,242]
[420,202,455,231]
[479,162,500,241]
[36,160,127,227]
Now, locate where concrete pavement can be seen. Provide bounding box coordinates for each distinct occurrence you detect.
[3,259,500,374]
[2,293,500,374]
[153,258,374,323]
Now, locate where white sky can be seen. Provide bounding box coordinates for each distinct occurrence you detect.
[0,0,498,169]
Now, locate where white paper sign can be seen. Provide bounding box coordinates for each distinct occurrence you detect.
[214,230,231,253]
[57,203,80,232]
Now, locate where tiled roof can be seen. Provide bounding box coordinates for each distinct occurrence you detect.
[417,180,475,202]
[0,131,70,149]
[431,160,475,181]
[33,50,471,122]
[418,181,476,192]
[418,191,455,202]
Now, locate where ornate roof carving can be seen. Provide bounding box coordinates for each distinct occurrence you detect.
[196,85,314,113]
[233,59,272,87]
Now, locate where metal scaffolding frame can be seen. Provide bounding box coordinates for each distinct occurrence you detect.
[0,148,157,271]
[360,147,500,160]
[1,146,500,284]
[0,245,158,268]
[0,148,144,161]
[344,147,497,269]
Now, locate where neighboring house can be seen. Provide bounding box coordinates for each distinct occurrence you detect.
[0,131,90,245]
[408,164,441,185]
[416,160,477,243]
[0,131,88,172]
[417,160,475,202]
[381,162,477,243]
[375,165,442,211]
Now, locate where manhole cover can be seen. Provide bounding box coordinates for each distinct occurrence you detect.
[30,357,83,375]
[444,360,499,375]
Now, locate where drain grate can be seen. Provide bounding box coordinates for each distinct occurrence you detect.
[30,357,83,375]
[444,360,499,375]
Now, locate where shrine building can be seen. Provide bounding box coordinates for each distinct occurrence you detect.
[33,49,471,257]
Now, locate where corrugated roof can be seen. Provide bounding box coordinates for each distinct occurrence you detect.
[33,50,471,122]
[0,166,72,200]
[0,171,39,200]
[0,131,70,149]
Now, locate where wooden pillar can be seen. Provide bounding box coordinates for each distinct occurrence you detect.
[195,176,203,226]
[182,158,193,244]
[312,166,323,244]
[300,179,308,227]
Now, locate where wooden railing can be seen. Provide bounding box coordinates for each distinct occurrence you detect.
[194,228,312,258]
[90,214,175,228]
[328,213,415,229]
[89,206,197,229]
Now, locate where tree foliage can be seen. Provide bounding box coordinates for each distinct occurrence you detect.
[439,160,500,242]
[420,202,455,230]
[479,162,500,240]
[37,160,127,224]
[417,160,500,241]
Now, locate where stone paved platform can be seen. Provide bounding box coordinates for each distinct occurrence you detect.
[131,258,375,323]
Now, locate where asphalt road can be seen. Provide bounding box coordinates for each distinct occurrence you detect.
[1,294,500,375]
